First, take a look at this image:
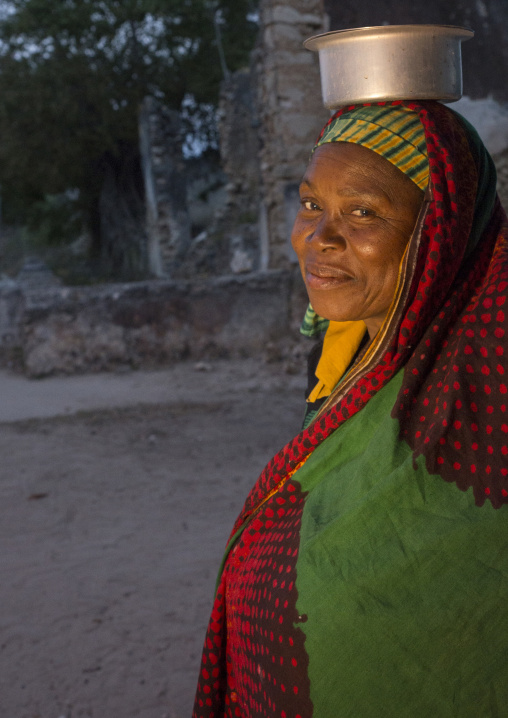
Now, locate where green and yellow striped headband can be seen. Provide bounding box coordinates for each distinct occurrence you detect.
[315,105,429,191]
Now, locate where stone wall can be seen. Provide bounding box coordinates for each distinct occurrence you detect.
[216,69,264,274]
[176,69,264,279]
[255,0,329,270]
[139,97,191,277]
[0,271,308,377]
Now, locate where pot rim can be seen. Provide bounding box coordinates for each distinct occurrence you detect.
[304,24,474,51]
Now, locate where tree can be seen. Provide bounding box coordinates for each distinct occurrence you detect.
[0,0,258,276]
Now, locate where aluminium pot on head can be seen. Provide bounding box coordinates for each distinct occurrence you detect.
[304,25,474,109]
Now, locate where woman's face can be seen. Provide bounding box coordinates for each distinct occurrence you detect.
[291,142,424,339]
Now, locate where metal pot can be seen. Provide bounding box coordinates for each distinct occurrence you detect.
[304,25,474,109]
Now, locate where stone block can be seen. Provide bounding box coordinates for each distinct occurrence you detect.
[272,50,316,66]
[269,4,323,26]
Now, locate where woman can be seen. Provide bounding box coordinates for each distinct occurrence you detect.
[193,101,508,717]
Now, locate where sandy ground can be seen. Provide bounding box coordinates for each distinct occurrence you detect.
[0,359,307,718]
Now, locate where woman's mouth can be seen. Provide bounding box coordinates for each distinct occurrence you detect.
[305,263,354,290]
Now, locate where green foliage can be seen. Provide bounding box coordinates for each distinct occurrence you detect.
[24,193,83,247]
[0,0,258,241]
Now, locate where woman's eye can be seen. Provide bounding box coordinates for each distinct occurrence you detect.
[301,200,320,211]
[351,207,375,218]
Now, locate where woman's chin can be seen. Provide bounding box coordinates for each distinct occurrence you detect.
[306,294,357,323]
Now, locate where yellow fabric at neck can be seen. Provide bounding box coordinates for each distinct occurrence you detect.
[307,321,367,402]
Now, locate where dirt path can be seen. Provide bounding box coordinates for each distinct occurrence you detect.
[0,360,306,718]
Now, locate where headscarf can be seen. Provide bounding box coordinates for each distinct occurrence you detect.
[315,103,429,190]
[193,101,508,716]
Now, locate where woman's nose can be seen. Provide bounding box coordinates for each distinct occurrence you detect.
[308,213,347,250]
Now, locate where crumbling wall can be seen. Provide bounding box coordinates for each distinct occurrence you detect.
[255,0,329,270]
[135,1,328,278]
[139,97,191,277]
[217,69,263,274]
[177,69,263,279]
[0,272,305,377]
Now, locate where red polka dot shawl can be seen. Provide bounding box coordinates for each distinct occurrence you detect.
[193,101,508,717]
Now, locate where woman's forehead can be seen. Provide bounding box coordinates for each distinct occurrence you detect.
[303,142,411,195]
